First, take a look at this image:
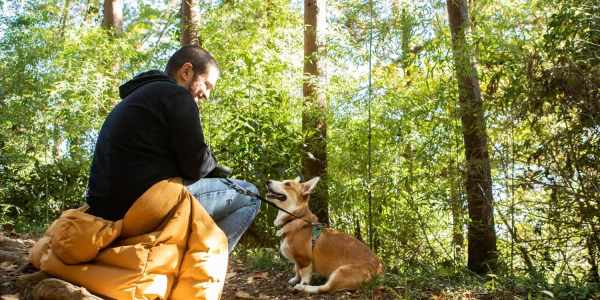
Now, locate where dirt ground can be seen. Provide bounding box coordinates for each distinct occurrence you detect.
[0,232,395,300]
[221,258,393,300]
[0,232,37,299]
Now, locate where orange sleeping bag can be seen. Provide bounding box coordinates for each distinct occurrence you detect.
[30,178,228,300]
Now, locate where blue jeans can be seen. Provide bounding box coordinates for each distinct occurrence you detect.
[185,178,261,254]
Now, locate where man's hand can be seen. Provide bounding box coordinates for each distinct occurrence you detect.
[205,165,232,178]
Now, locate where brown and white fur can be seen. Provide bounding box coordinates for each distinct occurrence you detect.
[266,177,383,293]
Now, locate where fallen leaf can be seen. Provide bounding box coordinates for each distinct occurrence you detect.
[541,290,554,298]
[226,271,238,280]
[235,291,253,299]
[253,271,269,279]
[246,271,268,284]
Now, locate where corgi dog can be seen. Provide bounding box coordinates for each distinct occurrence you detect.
[266,177,383,293]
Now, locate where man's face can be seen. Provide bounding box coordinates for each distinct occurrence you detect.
[187,64,219,104]
[177,62,219,105]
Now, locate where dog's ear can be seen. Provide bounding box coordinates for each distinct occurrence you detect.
[301,177,320,195]
[294,176,301,182]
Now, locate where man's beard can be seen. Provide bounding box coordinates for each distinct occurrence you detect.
[185,82,202,113]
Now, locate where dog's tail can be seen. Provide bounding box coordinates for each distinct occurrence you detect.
[317,263,373,293]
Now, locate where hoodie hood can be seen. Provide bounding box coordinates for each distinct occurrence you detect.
[119,70,176,99]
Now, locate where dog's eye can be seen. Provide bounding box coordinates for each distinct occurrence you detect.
[284,182,291,186]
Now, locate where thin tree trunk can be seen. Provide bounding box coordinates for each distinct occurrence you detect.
[102,0,123,33]
[354,215,363,242]
[53,129,63,161]
[84,0,97,24]
[60,0,72,38]
[449,161,464,261]
[588,228,600,282]
[496,206,537,277]
[55,0,73,160]
[392,1,412,75]
[302,0,328,224]
[181,0,200,46]
[102,0,123,77]
[446,0,497,274]
[405,146,438,259]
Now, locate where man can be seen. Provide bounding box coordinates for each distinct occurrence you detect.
[86,46,260,253]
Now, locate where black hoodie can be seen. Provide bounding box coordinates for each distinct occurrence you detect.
[86,70,217,221]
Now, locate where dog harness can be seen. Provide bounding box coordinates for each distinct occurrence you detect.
[311,223,326,248]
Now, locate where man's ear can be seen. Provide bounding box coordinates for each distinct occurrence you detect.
[301,177,320,195]
[178,62,194,82]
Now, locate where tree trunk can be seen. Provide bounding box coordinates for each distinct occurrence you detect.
[102,0,123,33]
[446,0,497,274]
[302,0,328,224]
[181,0,200,46]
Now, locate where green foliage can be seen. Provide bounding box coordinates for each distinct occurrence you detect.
[2,159,89,233]
[195,0,304,245]
[0,0,163,229]
[0,0,599,297]
[237,247,289,272]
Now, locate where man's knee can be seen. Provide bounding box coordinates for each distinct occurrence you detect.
[236,181,261,215]
[234,180,258,194]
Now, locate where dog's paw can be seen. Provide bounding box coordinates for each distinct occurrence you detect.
[293,284,320,293]
[288,276,300,285]
[303,285,321,294]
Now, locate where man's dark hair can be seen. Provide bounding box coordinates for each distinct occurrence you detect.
[165,46,219,78]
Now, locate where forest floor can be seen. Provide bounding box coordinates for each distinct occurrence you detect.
[0,231,512,300]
